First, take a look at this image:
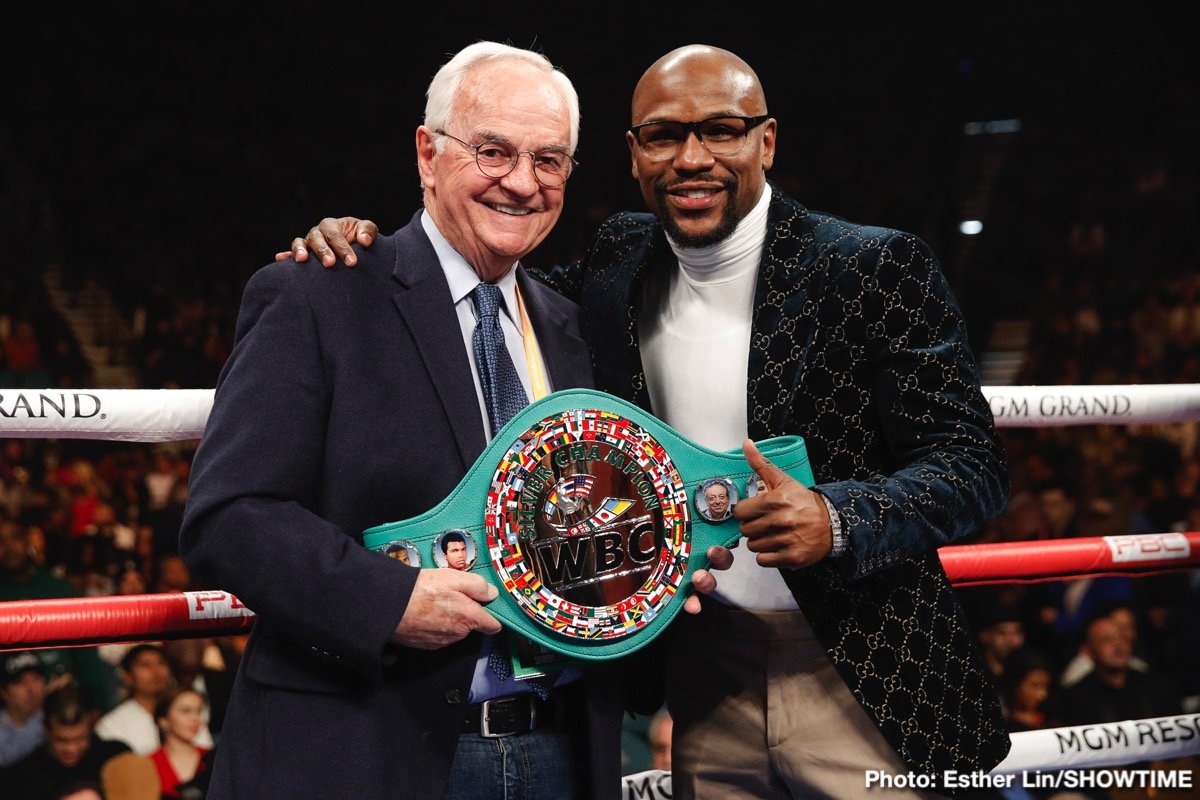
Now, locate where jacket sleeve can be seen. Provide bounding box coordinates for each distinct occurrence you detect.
[178,263,415,683]
[816,232,1011,580]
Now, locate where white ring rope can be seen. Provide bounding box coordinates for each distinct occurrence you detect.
[993,714,1200,773]
[2,384,1199,441]
[0,388,215,441]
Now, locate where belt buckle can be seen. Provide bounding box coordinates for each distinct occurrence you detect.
[479,696,535,738]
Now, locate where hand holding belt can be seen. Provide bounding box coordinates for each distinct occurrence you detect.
[364,388,814,662]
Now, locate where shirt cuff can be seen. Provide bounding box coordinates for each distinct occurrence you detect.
[820,493,847,559]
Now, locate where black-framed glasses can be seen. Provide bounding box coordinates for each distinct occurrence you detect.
[628,114,771,160]
[435,130,578,187]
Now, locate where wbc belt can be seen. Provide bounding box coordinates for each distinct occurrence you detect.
[364,388,813,662]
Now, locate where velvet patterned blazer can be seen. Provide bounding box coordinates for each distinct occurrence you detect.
[537,184,1012,778]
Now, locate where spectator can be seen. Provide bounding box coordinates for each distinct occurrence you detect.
[0,514,122,712]
[1059,599,1150,688]
[647,708,672,773]
[1,683,131,800]
[94,644,213,755]
[1058,612,1180,726]
[149,688,212,799]
[999,647,1058,733]
[2,318,47,387]
[1,651,49,768]
[970,590,1028,685]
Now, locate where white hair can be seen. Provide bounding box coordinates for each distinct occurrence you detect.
[424,41,580,154]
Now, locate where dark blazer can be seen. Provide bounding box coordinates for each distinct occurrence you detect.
[179,210,623,799]
[538,184,1013,778]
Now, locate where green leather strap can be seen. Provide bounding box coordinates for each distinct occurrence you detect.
[364,388,813,661]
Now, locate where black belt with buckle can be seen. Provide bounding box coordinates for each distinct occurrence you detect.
[463,693,558,738]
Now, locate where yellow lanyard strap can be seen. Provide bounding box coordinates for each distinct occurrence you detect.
[514,284,550,401]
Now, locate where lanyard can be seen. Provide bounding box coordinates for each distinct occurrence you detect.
[514,283,550,400]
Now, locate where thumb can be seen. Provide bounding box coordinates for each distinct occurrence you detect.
[743,438,788,490]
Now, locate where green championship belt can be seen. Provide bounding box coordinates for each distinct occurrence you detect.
[364,388,813,662]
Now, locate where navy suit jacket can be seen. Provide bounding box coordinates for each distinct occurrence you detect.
[180,211,623,799]
[539,184,1013,779]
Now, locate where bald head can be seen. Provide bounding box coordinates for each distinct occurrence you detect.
[632,45,766,123]
[626,44,775,248]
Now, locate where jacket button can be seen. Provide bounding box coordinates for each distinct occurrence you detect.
[444,689,464,705]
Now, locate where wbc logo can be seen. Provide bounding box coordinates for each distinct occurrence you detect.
[487,409,691,640]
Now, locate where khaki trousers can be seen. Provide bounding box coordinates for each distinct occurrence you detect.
[666,600,946,799]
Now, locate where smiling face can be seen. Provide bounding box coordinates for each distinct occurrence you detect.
[704,483,730,519]
[628,45,775,248]
[419,60,572,282]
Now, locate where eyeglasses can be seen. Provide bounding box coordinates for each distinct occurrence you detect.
[435,130,578,187]
[628,114,771,160]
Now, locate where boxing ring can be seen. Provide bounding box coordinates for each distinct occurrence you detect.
[3,383,1199,797]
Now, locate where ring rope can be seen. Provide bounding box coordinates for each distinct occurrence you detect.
[993,714,1200,773]
[2,533,1195,652]
[939,531,1199,587]
[3,383,1198,441]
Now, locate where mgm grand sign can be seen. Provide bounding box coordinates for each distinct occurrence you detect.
[364,389,813,662]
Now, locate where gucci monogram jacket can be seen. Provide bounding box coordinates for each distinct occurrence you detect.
[537,184,1012,778]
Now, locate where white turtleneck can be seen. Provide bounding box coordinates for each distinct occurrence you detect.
[639,186,800,610]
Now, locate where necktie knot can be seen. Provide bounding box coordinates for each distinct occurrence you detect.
[472,282,504,324]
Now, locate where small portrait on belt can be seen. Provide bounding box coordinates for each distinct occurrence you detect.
[695,478,738,522]
[383,540,420,567]
[745,472,767,498]
[433,529,476,571]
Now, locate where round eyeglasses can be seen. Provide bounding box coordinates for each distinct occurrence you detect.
[628,114,771,161]
[435,130,578,187]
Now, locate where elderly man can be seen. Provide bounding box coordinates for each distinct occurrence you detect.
[179,42,691,800]
[286,43,1010,799]
[702,481,731,522]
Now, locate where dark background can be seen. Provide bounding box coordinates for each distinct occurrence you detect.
[4,2,1196,349]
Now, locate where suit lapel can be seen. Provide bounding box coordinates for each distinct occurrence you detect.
[747,187,817,440]
[622,230,671,413]
[389,214,487,468]
[517,267,593,392]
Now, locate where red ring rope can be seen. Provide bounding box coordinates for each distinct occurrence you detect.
[2,533,1195,652]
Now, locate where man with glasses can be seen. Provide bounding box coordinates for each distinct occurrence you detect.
[285,44,1010,798]
[179,41,691,800]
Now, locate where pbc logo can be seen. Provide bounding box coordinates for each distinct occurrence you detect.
[1105,533,1191,563]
